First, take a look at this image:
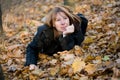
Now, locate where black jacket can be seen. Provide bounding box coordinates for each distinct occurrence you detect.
[25,14,88,66]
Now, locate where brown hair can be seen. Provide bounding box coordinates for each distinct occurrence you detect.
[44,5,81,38]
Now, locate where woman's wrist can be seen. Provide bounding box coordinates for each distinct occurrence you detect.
[63,34,66,37]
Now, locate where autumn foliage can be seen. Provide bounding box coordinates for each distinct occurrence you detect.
[0,0,120,79]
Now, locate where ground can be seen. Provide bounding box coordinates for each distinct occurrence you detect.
[0,0,120,79]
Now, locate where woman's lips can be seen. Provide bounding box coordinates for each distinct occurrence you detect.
[61,27,67,31]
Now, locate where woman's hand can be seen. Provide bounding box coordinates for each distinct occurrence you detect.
[63,24,74,37]
[29,64,37,70]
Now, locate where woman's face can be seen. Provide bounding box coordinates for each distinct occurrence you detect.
[54,12,70,34]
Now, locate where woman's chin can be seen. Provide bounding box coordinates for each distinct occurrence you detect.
[62,29,66,32]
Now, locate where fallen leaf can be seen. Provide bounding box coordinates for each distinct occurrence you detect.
[58,50,69,55]
[7,44,22,51]
[102,55,110,61]
[93,56,102,64]
[84,63,96,75]
[29,74,37,80]
[79,76,88,80]
[91,0,102,5]
[49,59,57,65]
[83,37,94,44]
[60,53,75,61]
[85,55,95,62]
[72,57,85,73]
[112,67,120,78]
[31,68,44,76]
[49,65,59,76]
[59,66,70,76]
[74,45,83,55]
[38,54,48,59]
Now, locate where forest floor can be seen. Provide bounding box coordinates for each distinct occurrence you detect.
[0,0,120,80]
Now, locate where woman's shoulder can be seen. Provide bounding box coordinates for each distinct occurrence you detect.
[34,24,50,36]
[37,24,54,37]
[36,24,52,34]
[76,13,88,22]
[37,24,49,32]
[38,25,54,39]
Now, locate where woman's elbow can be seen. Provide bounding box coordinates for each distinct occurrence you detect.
[77,35,85,45]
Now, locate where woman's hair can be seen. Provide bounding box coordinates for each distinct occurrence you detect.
[45,5,81,27]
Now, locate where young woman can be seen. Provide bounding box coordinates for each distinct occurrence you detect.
[25,5,88,70]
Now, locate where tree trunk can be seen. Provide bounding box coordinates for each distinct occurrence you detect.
[0,0,22,35]
[64,0,75,9]
[0,64,4,80]
[0,4,3,35]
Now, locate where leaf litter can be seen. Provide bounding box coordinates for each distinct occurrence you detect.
[0,0,120,79]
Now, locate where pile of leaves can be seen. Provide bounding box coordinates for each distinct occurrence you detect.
[0,0,120,79]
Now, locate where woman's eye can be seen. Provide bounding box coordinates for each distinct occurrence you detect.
[56,19,60,21]
[64,17,67,19]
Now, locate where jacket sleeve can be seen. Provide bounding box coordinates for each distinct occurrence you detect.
[77,13,88,36]
[59,30,84,50]
[25,26,46,66]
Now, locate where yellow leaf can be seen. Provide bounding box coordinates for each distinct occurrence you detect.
[83,37,94,44]
[85,55,95,62]
[49,65,59,76]
[72,57,85,73]
[38,54,47,59]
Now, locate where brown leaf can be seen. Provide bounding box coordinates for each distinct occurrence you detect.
[85,55,95,62]
[49,65,59,76]
[118,31,120,37]
[31,68,44,76]
[29,74,37,80]
[38,54,48,59]
[83,37,95,44]
[59,66,70,76]
[49,59,57,65]
[74,45,83,55]
[7,44,22,51]
[84,63,96,75]
[112,67,120,78]
[13,49,23,58]
[60,53,75,61]
[93,56,102,64]
[91,0,102,5]
[58,50,69,55]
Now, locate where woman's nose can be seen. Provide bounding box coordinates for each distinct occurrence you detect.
[61,20,65,25]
